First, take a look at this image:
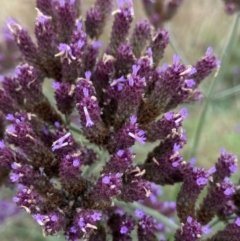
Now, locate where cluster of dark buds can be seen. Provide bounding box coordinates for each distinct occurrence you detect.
[141,0,183,29]
[0,0,239,240]
[222,0,240,14]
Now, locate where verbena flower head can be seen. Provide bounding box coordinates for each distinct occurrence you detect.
[0,0,239,240]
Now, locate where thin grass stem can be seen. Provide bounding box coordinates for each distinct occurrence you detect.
[212,84,240,100]
[189,13,240,159]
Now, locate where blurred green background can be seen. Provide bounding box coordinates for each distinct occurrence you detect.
[0,0,240,240]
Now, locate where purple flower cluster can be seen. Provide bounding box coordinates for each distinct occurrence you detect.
[222,0,240,14]
[0,0,239,240]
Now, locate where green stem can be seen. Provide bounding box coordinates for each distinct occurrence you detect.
[209,215,237,228]
[65,115,70,126]
[190,13,240,159]
[69,124,82,135]
[209,217,220,228]
[212,84,240,100]
[114,200,179,231]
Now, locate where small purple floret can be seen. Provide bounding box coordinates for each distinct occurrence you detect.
[11,163,18,170]
[10,173,19,182]
[235,218,240,227]
[52,81,60,90]
[164,112,173,121]
[117,150,124,157]
[185,79,196,88]
[187,216,192,223]
[51,215,58,222]
[0,140,5,149]
[229,164,237,173]
[83,88,89,98]
[13,197,20,203]
[128,76,134,86]
[135,209,144,218]
[130,115,137,124]
[58,43,69,52]
[36,15,47,25]
[120,226,128,234]
[190,67,197,75]
[172,162,179,168]
[33,214,45,226]
[173,143,181,152]
[78,217,85,228]
[92,41,103,49]
[173,54,181,65]
[208,166,216,175]
[77,40,85,49]
[180,108,188,119]
[59,0,66,7]
[189,158,196,165]
[146,47,152,57]
[196,177,208,186]
[224,188,234,196]
[132,64,140,76]
[6,113,15,121]
[220,147,226,154]
[202,225,211,234]
[91,212,102,221]
[157,63,168,73]
[73,159,80,167]
[206,47,213,56]
[85,71,92,80]
[102,176,111,184]
[6,125,16,134]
